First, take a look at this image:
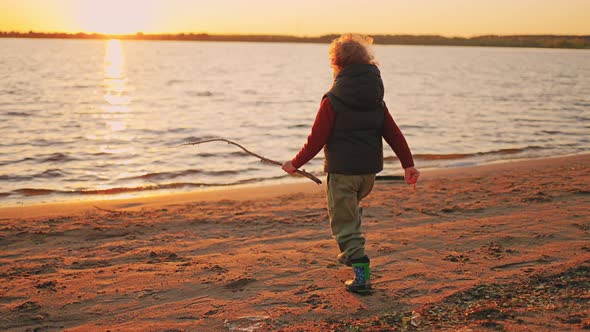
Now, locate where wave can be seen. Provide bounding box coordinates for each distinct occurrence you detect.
[40,153,77,163]
[6,175,289,198]
[573,101,590,108]
[13,188,57,196]
[384,146,545,162]
[0,152,116,167]
[123,170,203,181]
[122,167,258,181]
[288,124,309,129]
[38,169,68,179]
[185,91,215,97]
[89,152,114,157]
[0,174,30,182]
[0,157,35,166]
[0,168,69,182]
[70,84,93,89]
[3,111,32,117]
[166,79,185,86]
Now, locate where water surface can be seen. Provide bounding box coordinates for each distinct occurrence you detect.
[1,39,588,204]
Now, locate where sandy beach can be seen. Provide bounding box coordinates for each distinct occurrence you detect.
[1,154,589,331]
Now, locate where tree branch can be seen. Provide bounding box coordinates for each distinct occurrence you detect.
[178,138,322,185]
[93,205,121,213]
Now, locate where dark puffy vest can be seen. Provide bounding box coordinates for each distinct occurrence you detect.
[324,64,385,174]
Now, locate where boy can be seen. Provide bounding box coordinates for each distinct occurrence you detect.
[282,34,420,293]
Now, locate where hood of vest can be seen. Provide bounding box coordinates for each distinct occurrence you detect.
[326,64,384,112]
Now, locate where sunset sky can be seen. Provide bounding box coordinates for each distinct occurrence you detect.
[1,0,589,36]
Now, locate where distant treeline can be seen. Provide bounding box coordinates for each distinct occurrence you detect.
[1,31,589,49]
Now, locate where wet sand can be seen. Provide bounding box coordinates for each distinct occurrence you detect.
[1,154,589,331]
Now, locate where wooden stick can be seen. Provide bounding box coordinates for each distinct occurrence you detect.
[93,205,121,213]
[178,138,322,185]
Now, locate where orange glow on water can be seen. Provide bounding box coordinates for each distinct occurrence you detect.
[99,39,132,151]
[104,40,131,111]
[105,40,124,79]
[103,39,130,108]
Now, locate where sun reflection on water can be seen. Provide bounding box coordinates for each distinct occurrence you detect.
[104,39,131,109]
[105,39,124,78]
[100,39,134,155]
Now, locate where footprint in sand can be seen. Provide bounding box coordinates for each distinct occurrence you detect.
[13,301,41,312]
[224,277,257,291]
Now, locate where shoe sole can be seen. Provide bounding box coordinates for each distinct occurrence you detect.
[345,286,372,293]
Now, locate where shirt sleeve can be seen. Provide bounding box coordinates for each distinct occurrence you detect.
[382,104,415,169]
[291,98,335,169]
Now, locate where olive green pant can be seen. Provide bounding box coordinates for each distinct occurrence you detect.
[326,173,376,263]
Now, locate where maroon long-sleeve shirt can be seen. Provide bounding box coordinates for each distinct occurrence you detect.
[292,98,415,170]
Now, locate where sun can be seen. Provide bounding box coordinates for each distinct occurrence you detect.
[76,0,152,35]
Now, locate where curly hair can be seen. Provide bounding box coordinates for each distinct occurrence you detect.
[328,33,377,75]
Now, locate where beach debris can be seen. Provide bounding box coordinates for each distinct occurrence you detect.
[410,311,422,327]
[35,280,57,291]
[224,315,270,332]
[179,138,322,184]
[401,315,411,329]
[205,264,228,273]
[444,252,469,263]
[146,250,183,263]
[414,265,589,330]
[483,241,505,258]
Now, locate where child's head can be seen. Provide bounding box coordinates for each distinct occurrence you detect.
[329,34,377,76]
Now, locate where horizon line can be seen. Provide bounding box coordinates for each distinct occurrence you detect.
[2,31,589,49]
[2,30,590,39]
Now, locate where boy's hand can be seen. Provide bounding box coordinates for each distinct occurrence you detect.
[404,166,420,186]
[282,161,297,174]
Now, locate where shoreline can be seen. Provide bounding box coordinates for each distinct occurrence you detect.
[1,152,587,215]
[1,153,588,330]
